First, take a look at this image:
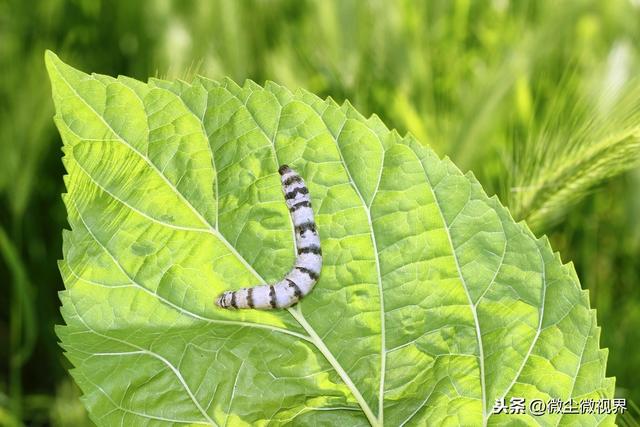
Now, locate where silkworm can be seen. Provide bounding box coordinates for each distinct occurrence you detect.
[216,165,322,309]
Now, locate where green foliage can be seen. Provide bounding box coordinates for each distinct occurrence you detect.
[48,51,614,426]
[508,56,640,231]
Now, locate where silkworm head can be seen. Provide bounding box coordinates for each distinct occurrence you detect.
[278,164,291,175]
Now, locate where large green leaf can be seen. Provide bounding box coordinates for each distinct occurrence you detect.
[47,50,614,426]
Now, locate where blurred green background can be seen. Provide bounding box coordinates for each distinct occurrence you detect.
[1,0,640,425]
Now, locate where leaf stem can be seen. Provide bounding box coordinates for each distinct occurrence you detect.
[287,307,380,426]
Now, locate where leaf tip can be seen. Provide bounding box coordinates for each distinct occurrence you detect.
[44,49,57,62]
[44,49,61,76]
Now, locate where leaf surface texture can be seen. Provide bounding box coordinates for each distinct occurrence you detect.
[47,51,614,426]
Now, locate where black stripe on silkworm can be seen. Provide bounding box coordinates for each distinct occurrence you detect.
[230,292,237,309]
[289,200,311,212]
[295,221,316,234]
[287,279,303,299]
[285,186,309,200]
[298,245,322,255]
[247,287,254,308]
[283,175,302,186]
[269,285,277,308]
[296,266,319,281]
[216,164,322,310]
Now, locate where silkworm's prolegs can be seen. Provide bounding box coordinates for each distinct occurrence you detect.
[216,165,322,309]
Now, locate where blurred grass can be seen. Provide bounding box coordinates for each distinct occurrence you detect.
[1,0,639,424]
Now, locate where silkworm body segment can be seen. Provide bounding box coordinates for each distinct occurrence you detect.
[216,165,322,309]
